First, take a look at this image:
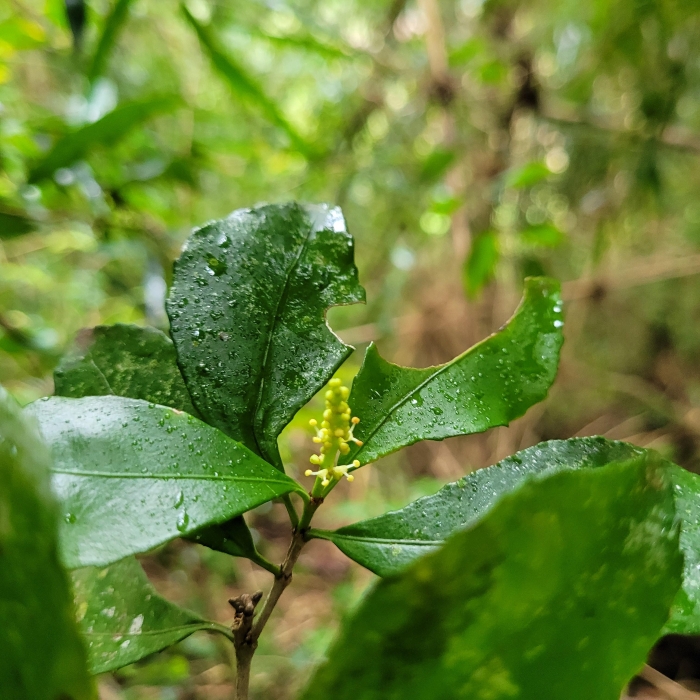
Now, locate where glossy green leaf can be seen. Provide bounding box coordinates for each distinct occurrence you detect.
[182,7,315,158]
[26,395,303,568]
[318,437,641,575]
[663,463,700,634]
[464,230,499,298]
[54,323,199,416]
[340,277,562,468]
[0,387,93,700]
[73,556,229,674]
[53,324,269,566]
[87,0,136,82]
[28,96,181,182]
[167,202,365,469]
[303,461,682,700]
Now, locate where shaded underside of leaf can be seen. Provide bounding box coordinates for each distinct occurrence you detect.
[303,461,682,700]
[341,277,563,467]
[28,95,181,182]
[54,323,199,415]
[167,202,365,470]
[27,395,301,568]
[73,556,224,674]
[0,387,93,700]
[187,515,257,559]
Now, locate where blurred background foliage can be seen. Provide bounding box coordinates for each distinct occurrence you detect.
[5,0,700,697]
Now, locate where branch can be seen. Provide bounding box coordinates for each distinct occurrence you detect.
[229,496,322,699]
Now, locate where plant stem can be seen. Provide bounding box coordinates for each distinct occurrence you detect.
[282,493,300,528]
[231,495,322,699]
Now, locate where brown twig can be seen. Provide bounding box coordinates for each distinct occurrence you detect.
[639,665,700,699]
[229,496,322,699]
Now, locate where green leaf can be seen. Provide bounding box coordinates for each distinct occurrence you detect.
[187,515,257,559]
[302,460,682,700]
[26,395,303,568]
[167,202,365,469]
[0,210,35,239]
[53,324,270,567]
[87,0,136,82]
[520,222,566,248]
[73,556,229,674]
[463,230,499,298]
[182,6,315,158]
[419,149,456,182]
[663,463,700,634]
[317,437,641,576]
[340,277,562,468]
[28,96,181,182]
[0,387,93,699]
[54,323,199,416]
[504,161,552,189]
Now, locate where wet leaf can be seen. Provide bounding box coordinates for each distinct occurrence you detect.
[303,460,682,700]
[663,463,700,634]
[26,395,303,568]
[319,435,700,635]
[28,95,181,182]
[54,323,199,416]
[167,202,364,470]
[317,437,641,575]
[341,277,562,468]
[53,325,271,566]
[0,387,93,699]
[72,556,228,674]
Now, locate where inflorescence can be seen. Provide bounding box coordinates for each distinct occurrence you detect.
[305,378,362,488]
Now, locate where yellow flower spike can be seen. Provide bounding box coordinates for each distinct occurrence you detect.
[305,378,370,490]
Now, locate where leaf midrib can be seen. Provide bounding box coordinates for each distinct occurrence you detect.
[84,623,207,638]
[251,214,315,461]
[326,533,443,547]
[52,468,295,486]
[344,325,508,465]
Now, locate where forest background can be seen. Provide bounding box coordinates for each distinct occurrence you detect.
[4,0,700,697]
